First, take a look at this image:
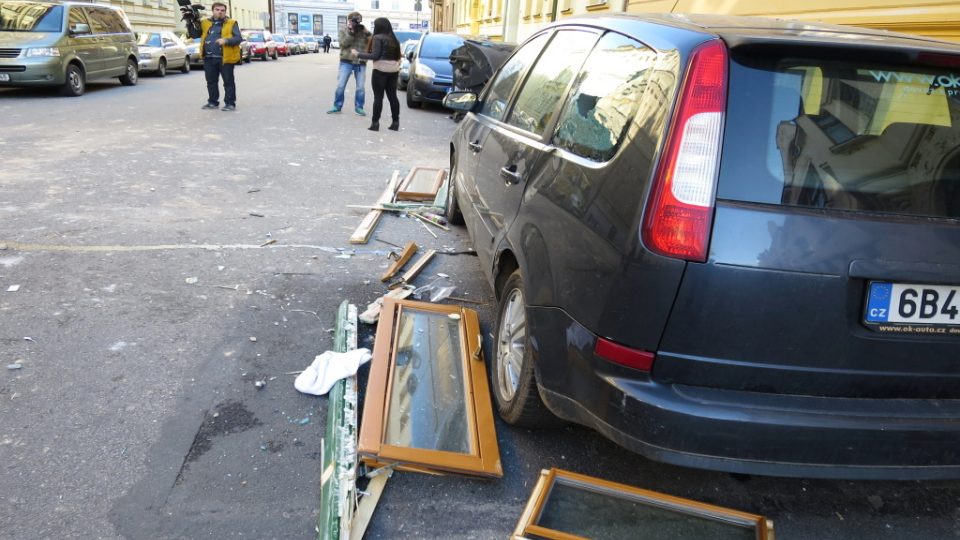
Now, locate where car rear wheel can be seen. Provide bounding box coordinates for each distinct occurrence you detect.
[271,50,278,60]
[118,58,138,86]
[406,89,421,109]
[492,270,558,427]
[445,159,464,225]
[60,64,85,97]
[180,59,190,73]
[157,58,166,77]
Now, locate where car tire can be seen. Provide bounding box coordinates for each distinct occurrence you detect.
[180,59,190,74]
[271,50,278,60]
[59,64,85,97]
[118,58,138,86]
[491,270,558,427]
[157,58,166,77]
[445,159,465,225]
[261,52,267,61]
[406,89,421,109]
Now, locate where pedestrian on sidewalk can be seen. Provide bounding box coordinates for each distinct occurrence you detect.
[327,12,371,116]
[199,2,242,111]
[323,34,331,53]
[350,17,401,131]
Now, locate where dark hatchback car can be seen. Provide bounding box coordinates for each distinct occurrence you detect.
[406,32,464,108]
[443,13,960,479]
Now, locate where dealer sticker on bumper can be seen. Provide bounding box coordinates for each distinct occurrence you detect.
[0,74,10,82]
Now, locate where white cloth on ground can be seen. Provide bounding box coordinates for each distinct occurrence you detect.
[294,348,372,396]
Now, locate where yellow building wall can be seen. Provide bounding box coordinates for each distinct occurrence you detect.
[628,0,960,43]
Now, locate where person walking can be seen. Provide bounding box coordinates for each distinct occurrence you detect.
[322,34,331,53]
[351,18,401,131]
[199,2,242,111]
[327,12,371,115]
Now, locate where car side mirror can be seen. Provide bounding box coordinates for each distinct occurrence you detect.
[69,23,90,35]
[406,51,414,61]
[443,91,478,112]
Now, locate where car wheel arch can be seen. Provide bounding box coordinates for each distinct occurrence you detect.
[494,250,519,301]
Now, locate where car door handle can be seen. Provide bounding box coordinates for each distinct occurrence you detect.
[468,140,482,153]
[500,165,522,185]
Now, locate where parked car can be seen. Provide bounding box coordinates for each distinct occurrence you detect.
[273,33,291,56]
[393,30,422,46]
[398,39,418,91]
[405,32,463,108]
[137,31,189,76]
[0,0,138,96]
[184,37,203,67]
[331,38,339,49]
[302,35,320,53]
[443,13,960,479]
[242,29,278,60]
[292,36,309,54]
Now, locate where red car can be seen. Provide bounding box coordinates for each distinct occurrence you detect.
[273,34,291,57]
[242,29,278,60]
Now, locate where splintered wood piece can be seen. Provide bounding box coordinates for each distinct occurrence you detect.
[400,249,436,283]
[395,167,446,202]
[380,242,418,282]
[349,171,401,244]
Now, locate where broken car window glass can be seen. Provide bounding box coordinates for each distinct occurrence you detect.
[554,32,656,162]
[384,308,470,453]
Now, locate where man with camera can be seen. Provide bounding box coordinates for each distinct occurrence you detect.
[199,2,242,111]
[327,12,371,115]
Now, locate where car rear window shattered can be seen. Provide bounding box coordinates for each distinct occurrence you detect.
[720,55,960,220]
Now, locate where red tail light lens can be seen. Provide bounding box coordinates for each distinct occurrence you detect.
[642,39,728,263]
[595,337,656,372]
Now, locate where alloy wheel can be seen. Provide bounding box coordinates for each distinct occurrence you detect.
[496,287,526,402]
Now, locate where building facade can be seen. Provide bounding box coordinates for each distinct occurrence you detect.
[439,0,960,44]
[352,0,432,34]
[108,0,270,33]
[272,0,354,36]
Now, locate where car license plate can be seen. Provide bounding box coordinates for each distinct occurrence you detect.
[865,281,960,335]
[0,74,9,82]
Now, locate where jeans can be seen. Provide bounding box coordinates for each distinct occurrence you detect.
[370,70,399,123]
[334,61,365,110]
[203,57,236,106]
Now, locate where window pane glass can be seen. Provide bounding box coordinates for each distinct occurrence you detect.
[720,54,960,219]
[480,33,548,121]
[536,480,756,540]
[554,32,656,162]
[507,30,596,135]
[384,309,470,454]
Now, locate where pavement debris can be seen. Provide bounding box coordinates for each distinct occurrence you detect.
[6,363,23,370]
[185,277,199,284]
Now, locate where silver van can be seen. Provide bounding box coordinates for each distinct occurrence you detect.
[0,1,139,96]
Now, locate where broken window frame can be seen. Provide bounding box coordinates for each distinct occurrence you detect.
[513,468,775,540]
[358,297,502,478]
[395,167,447,201]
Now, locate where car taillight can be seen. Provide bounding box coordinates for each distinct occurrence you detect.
[595,337,656,372]
[642,39,727,263]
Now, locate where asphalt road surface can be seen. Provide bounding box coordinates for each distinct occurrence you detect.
[1,52,959,540]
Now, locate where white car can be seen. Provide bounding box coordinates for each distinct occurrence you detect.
[137,31,190,77]
[331,38,340,49]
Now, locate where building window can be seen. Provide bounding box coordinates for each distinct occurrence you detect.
[372,0,379,8]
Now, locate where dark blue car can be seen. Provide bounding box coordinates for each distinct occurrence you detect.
[444,13,960,479]
[406,32,463,108]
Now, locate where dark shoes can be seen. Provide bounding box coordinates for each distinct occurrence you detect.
[388,120,399,131]
[201,102,218,110]
[222,104,236,111]
[368,122,379,131]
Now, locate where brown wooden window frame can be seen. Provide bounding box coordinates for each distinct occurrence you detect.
[513,468,775,539]
[358,297,502,478]
[395,166,447,201]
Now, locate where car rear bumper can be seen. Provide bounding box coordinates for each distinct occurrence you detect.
[530,305,960,479]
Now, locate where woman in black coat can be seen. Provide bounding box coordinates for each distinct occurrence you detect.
[352,18,401,131]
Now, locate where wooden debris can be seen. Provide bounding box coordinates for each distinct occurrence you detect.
[349,171,401,244]
[395,167,447,202]
[380,242,418,282]
[400,249,436,283]
[348,469,392,540]
[359,288,413,324]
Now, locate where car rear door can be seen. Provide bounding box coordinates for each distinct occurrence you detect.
[467,29,598,275]
[656,44,960,398]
